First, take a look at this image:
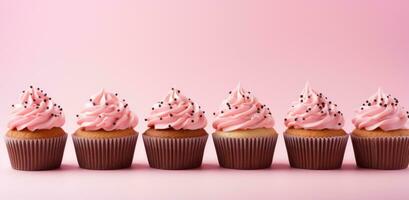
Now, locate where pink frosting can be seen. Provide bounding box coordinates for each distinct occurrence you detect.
[146,88,207,130]
[8,86,65,131]
[77,89,138,131]
[212,83,274,132]
[352,88,408,131]
[284,83,344,130]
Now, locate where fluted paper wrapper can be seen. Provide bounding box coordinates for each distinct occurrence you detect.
[351,135,409,170]
[213,135,278,169]
[5,134,67,171]
[143,135,208,170]
[72,134,138,170]
[284,134,348,170]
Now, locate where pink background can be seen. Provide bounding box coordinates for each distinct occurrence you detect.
[0,0,409,199]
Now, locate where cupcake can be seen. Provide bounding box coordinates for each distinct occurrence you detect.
[212,84,278,169]
[5,86,67,171]
[143,88,208,170]
[72,89,138,170]
[283,83,348,170]
[351,88,409,169]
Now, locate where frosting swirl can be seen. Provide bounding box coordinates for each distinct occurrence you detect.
[212,84,274,132]
[146,88,207,130]
[8,86,65,131]
[352,88,408,131]
[284,83,344,130]
[77,89,138,131]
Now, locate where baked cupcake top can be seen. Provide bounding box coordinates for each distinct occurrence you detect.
[212,83,274,132]
[284,83,344,130]
[145,88,207,130]
[352,88,408,131]
[76,89,138,131]
[8,86,65,131]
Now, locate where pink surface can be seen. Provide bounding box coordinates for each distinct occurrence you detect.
[0,0,409,199]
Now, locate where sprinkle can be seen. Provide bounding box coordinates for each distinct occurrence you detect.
[235,106,238,109]
[160,117,162,120]
[113,122,116,125]
[171,88,174,90]
[200,115,203,117]
[30,85,33,88]
[334,114,337,117]
[191,120,194,123]
[361,107,364,110]
[338,123,341,126]
[213,112,216,116]
[264,116,267,118]
[284,118,287,121]
[302,117,305,120]
[170,114,173,117]
[158,104,161,108]
[76,114,79,117]
[300,95,303,98]
[144,118,147,121]
[384,104,387,107]
[105,103,108,106]
[152,107,154,110]
[89,99,92,102]
[24,106,27,108]
[117,109,120,112]
[177,90,180,93]
[168,124,172,128]
[221,111,224,114]
[174,98,177,101]
[294,118,298,121]
[170,106,173,109]
[300,99,303,103]
[229,91,232,94]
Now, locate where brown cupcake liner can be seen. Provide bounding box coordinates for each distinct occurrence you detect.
[351,135,409,170]
[143,135,208,170]
[72,133,138,170]
[5,134,68,171]
[213,135,278,169]
[284,134,348,170]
